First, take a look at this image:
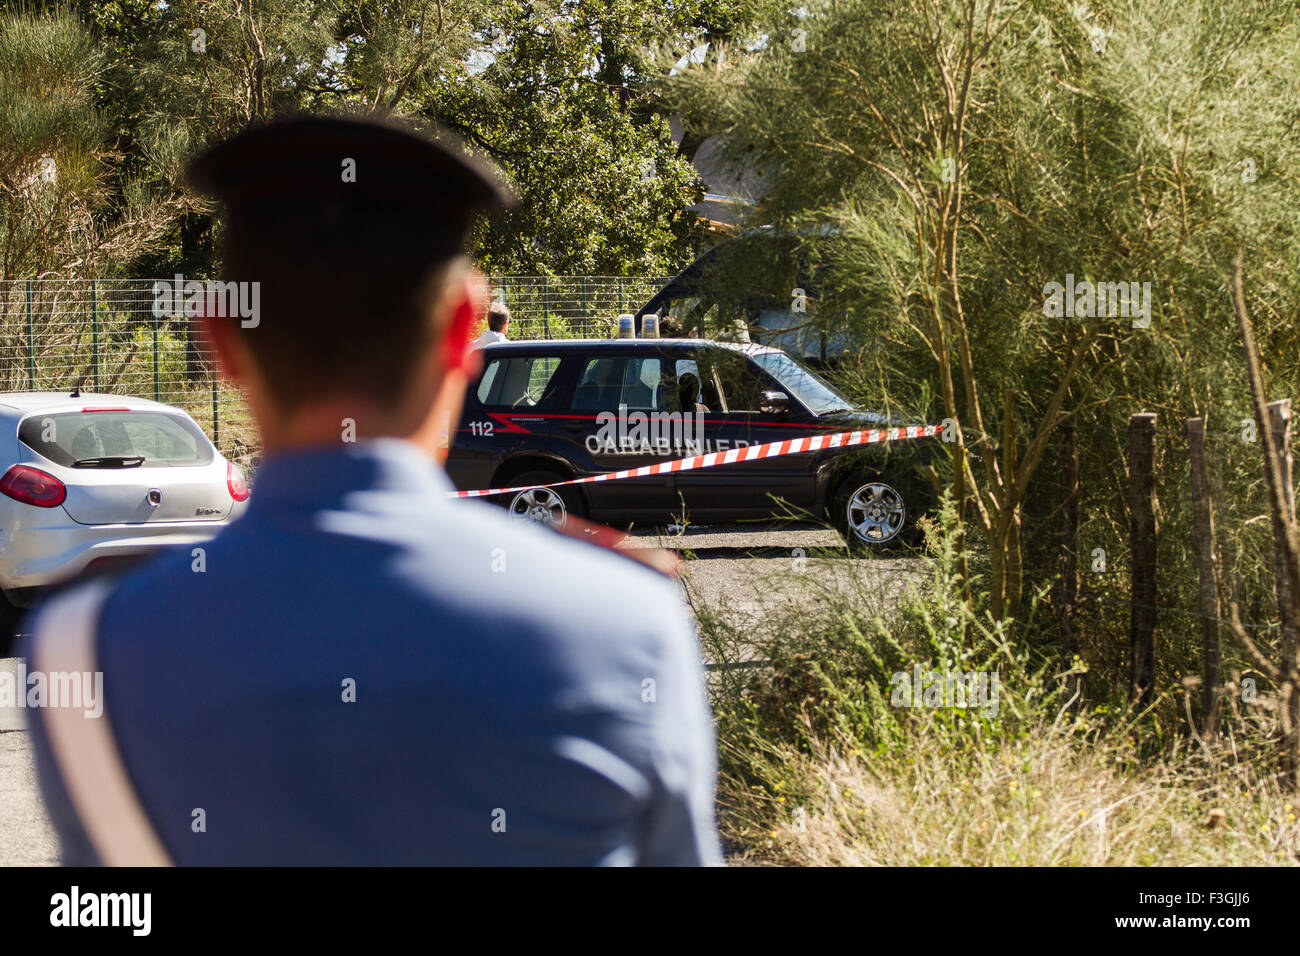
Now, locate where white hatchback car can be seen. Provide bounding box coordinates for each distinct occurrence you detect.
[0,392,249,643]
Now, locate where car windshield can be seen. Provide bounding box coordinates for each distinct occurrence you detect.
[751,350,854,415]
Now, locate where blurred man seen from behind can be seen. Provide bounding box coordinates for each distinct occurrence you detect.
[23,113,721,867]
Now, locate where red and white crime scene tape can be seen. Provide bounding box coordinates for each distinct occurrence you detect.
[450,423,945,499]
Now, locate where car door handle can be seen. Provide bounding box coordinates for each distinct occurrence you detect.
[560,421,589,432]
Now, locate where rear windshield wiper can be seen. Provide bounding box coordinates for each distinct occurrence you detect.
[72,456,146,468]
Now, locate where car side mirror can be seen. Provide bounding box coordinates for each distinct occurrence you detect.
[760,390,789,415]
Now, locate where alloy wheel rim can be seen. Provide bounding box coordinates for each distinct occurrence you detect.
[508,486,567,529]
[846,482,905,543]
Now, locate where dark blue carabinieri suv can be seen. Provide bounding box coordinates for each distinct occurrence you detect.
[446,338,940,548]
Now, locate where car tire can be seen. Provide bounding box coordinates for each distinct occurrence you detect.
[498,469,588,531]
[831,474,919,553]
[0,591,24,657]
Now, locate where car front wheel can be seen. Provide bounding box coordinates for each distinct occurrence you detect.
[832,477,911,551]
[499,470,587,531]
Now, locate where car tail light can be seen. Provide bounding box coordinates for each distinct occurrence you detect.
[0,465,67,507]
[227,462,249,502]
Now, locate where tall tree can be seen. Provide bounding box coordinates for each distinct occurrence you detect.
[0,8,182,278]
[661,0,1300,627]
[106,0,741,276]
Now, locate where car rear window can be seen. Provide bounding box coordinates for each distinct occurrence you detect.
[571,356,668,411]
[476,356,563,408]
[18,411,214,467]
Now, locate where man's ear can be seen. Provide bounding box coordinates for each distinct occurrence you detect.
[442,270,488,376]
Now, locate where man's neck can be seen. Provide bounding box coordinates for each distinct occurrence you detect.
[254,398,441,460]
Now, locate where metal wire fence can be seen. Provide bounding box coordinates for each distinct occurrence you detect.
[0,276,671,464]
[487,275,671,339]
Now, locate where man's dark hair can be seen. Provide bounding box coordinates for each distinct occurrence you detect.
[187,113,514,415]
[487,300,511,333]
[659,315,683,337]
[221,207,462,414]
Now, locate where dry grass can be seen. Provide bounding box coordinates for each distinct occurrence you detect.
[703,503,1300,867]
[721,724,1300,866]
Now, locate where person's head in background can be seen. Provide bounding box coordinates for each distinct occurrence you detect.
[487,300,510,337]
[658,315,683,338]
[188,114,512,462]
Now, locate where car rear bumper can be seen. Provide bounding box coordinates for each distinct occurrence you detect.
[0,521,225,602]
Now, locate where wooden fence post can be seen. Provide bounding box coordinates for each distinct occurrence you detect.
[1268,400,1297,635]
[1058,421,1082,703]
[953,441,969,612]
[1232,252,1300,789]
[1129,413,1159,706]
[1267,399,1299,777]
[1185,417,1222,735]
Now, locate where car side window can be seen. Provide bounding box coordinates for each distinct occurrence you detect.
[571,357,667,411]
[476,356,563,408]
[673,359,719,412]
[700,352,768,412]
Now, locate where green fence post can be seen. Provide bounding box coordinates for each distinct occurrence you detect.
[91,279,99,391]
[543,276,551,340]
[212,374,220,450]
[153,304,160,401]
[25,280,34,389]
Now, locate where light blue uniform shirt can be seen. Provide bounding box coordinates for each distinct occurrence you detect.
[26,439,721,865]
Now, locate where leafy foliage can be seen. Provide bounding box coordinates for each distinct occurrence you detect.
[0,0,753,277]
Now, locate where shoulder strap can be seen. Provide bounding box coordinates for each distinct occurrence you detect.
[29,580,173,866]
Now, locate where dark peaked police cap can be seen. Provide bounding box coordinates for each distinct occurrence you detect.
[186,111,515,261]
